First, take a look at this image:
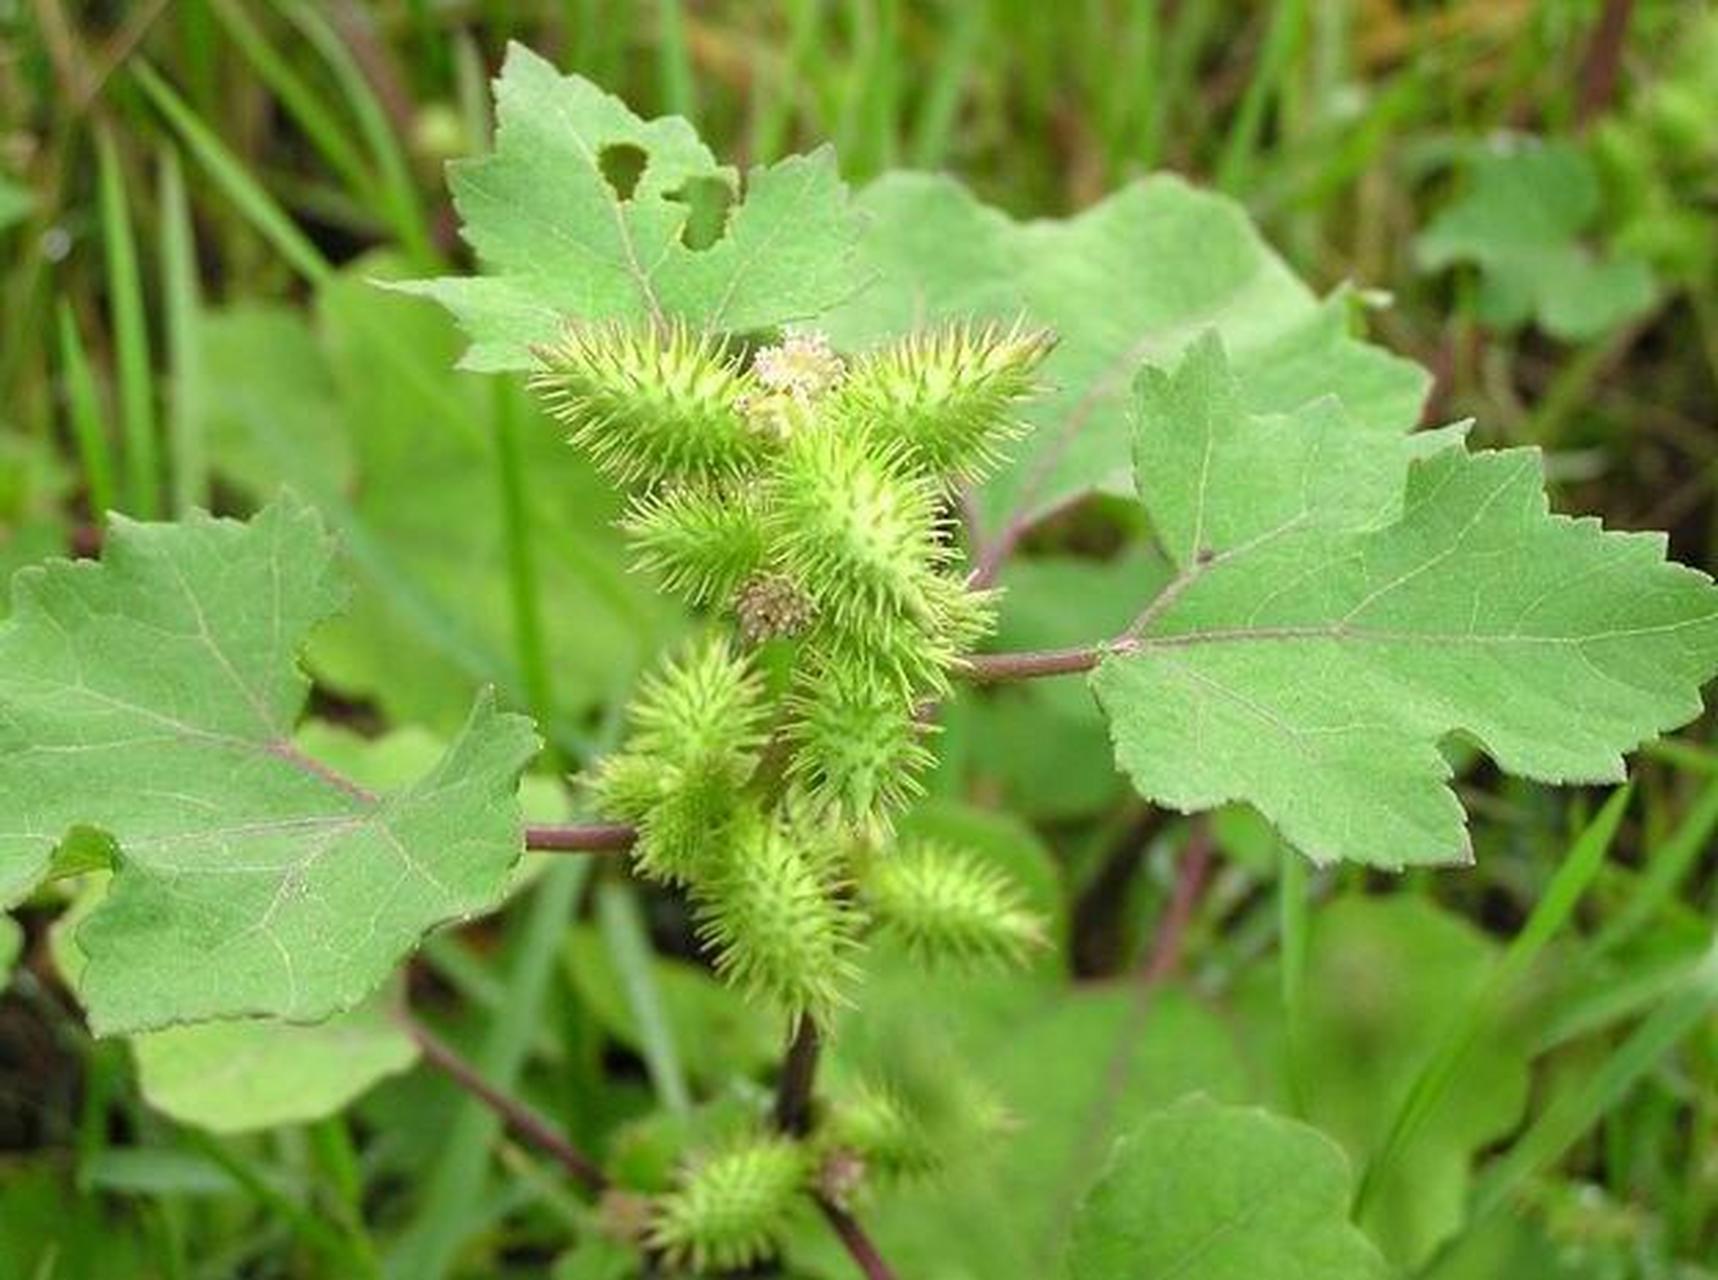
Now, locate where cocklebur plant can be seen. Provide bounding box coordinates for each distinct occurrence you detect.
[542,317,1059,1259]
[6,42,1718,1280]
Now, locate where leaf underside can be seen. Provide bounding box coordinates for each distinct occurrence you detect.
[0,497,537,1034]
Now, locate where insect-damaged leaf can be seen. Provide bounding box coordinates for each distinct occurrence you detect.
[399,43,866,370]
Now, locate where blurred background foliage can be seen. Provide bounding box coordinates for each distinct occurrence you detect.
[3,1,1718,1277]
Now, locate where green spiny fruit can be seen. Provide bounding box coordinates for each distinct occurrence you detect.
[863,840,1044,968]
[531,321,763,484]
[693,813,856,1019]
[802,572,992,698]
[649,1135,810,1272]
[765,424,953,632]
[627,637,768,770]
[827,322,1055,480]
[588,749,669,824]
[623,480,767,607]
[786,659,936,826]
[631,760,748,885]
[599,639,768,884]
[821,1080,945,1183]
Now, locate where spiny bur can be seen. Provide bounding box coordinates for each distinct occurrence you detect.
[531,321,763,484]
[597,639,767,884]
[786,659,937,827]
[649,1135,810,1272]
[863,840,1046,969]
[692,812,857,1020]
[549,320,1056,1027]
[623,481,766,607]
[828,321,1055,481]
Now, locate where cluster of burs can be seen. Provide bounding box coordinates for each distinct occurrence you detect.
[529,318,1055,1267]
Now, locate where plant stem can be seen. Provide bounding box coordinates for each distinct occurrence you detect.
[815,1195,899,1280]
[768,1014,897,1280]
[960,642,1113,682]
[525,821,637,853]
[1576,0,1635,128]
[401,1014,608,1196]
[774,1014,821,1135]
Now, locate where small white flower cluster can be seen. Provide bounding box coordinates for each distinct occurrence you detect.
[736,330,847,438]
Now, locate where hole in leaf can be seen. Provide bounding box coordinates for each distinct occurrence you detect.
[598,144,648,201]
[664,176,735,251]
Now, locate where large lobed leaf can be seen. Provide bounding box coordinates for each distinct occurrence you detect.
[822,172,1430,536]
[399,43,866,370]
[1093,336,1718,867]
[0,498,538,1033]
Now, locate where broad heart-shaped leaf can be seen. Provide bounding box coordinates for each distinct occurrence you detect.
[1066,1096,1387,1280]
[821,171,1430,536]
[0,498,539,1033]
[400,43,865,370]
[1092,338,1718,867]
[1415,137,1657,341]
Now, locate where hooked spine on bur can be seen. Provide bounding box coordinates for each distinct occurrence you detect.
[534,315,1056,1049]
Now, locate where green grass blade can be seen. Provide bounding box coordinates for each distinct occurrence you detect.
[56,301,118,522]
[1216,0,1308,193]
[907,0,984,170]
[1470,933,1718,1223]
[274,0,440,269]
[180,1129,374,1276]
[655,0,696,118]
[384,860,592,1280]
[204,0,375,202]
[97,129,160,518]
[1589,775,1718,958]
[595,877,691,1114]
[133,60,333,287]
[158,149,206,516]
[1355,786,1633,1217]
[492,381,554,725]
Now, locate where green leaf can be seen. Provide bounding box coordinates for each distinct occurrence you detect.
[0,912,19,986]
[52,866,417,1136]
[1235,896,1532,1267]
[131,998,417,1134]
[823,172,1429,534]
[1066,1096,1387,1280]
[1416,137,1658,341]
[1092,338,1718,867]
[0,498,539,1032]
[401,43,865,370]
